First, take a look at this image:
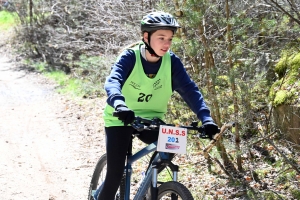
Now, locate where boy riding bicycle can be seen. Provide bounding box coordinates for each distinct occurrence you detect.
[96,11,219,200]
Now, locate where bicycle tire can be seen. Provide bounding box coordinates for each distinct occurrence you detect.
[87,154,125,200]
[157,181,194,200]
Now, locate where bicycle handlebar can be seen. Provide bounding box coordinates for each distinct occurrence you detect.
[113,111,214,139]
[131,117,238,157]
[113,111,235,156]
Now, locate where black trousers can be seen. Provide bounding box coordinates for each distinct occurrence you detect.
[97,126,159,200]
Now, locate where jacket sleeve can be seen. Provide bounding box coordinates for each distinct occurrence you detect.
[104,50,136,108]
[171,53,214,123]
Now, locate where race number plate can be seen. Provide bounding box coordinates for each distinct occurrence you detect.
[157,125,187,154]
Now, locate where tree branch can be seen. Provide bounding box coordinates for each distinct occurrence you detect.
[264,0,300,25]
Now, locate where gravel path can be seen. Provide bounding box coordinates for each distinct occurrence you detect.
[0,31,106,200]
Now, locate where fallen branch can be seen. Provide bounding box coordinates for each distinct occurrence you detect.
[250,130,277,145]
[203,122,235,158]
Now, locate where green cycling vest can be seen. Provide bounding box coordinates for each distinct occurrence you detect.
[103,45,173,127]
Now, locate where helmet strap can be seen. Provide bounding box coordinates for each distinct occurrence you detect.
[142,33,161,58]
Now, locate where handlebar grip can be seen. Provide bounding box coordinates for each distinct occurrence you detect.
[197,126,221,139]
[198,126,204,133]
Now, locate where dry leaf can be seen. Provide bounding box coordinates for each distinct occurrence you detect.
[244,176,252,181]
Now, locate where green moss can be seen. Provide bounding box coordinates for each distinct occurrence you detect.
[269,82,280,100]
[270,51,300,107]
[275,55,289,79]
[273,90,288,106]
[290,53,300,72]
[285,71,298,85]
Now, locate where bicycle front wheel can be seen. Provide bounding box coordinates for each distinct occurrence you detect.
[88,154,125,200]
[157,181,194,200]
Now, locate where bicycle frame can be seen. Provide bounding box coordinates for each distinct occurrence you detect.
[123,140,174,200]
[91,116,230,200]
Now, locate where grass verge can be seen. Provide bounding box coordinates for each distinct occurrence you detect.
[45,70,85,97]
[0,10,18,30]
[25,60,106,98]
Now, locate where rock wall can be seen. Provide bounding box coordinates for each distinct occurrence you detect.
[273,105,300,148]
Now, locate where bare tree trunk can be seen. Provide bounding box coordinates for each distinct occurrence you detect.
[225,0,242,171]
[208,51,221,125]
[199,12,230,166]
[29,0,33,26]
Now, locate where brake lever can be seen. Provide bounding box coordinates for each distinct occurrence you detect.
[131,123,144,132]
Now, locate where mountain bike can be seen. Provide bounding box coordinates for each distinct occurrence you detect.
[88,116,230,200]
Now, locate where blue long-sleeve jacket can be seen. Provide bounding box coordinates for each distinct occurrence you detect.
[104,49,213,123]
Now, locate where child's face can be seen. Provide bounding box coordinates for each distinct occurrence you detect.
[145,30,174,56]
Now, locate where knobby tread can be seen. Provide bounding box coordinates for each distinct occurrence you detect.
[157,181,194,200]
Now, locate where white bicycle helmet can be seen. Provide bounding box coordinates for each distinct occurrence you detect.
[141,11,181,33]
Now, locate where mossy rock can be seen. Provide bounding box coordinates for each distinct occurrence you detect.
[269,51,300,107]
[273,90,289,106]
[290,52,300,72]
[274,54,288,79]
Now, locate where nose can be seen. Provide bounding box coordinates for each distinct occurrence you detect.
[164,40,172,48]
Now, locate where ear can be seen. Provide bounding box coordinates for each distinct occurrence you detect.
[143,32,149,43]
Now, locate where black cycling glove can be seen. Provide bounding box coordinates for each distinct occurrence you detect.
[202,121,219,140]
[114,105,135,126]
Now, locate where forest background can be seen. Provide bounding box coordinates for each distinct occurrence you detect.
[1,0,299,199]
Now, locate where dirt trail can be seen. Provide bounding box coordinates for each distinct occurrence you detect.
[0,32,106,200]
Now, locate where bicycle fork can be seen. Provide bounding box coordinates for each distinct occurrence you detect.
[151,159,179,200]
